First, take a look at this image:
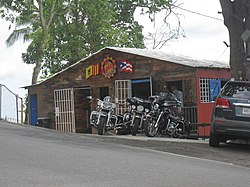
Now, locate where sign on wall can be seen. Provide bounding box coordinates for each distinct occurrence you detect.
[86,63,100,79]
[101,57,117,79]
[85,57,133,79]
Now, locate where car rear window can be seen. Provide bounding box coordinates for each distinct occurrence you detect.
[221,82,250,99]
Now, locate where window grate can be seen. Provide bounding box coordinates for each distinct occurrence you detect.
[200,78,219,103]
[54,88,75,132]
[115,80,132,115]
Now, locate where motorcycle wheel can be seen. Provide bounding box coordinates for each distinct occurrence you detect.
[174,121,185,138]
[144,117,159,137]
[131,118,140,136]
[97,116,107,135]
[166,122,176,138]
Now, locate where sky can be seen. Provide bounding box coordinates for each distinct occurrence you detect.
[0,0,229,99]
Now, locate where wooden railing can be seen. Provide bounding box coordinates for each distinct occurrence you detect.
[182,106,197,124]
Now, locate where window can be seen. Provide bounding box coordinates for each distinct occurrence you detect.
[200,78,221,103]
[221,82,250,98]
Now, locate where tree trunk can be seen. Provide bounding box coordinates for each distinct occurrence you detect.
[31,0,56,84]
[219,0,250,80]
[32,42,46,85]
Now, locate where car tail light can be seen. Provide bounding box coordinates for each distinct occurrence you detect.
[215,98,230,109]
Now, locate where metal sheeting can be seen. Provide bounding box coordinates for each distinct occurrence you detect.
[108,47,230,69]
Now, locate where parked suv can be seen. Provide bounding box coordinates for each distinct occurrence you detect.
[209,80,250,147]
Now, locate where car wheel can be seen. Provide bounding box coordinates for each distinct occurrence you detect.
[209,132,220,147]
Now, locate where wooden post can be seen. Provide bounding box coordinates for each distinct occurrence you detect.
[16,94,19,123]
[0,84,2,119]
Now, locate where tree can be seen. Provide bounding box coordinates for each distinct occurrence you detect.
[27,0,182,78]
[219,0,250,80]
[1,0,58,84]
[136,0,184,49]
[41,0,146,76]
[1,0,182,83]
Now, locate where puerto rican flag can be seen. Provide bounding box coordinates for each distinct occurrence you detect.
[118,60,133,73]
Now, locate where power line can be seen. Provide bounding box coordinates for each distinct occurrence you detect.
[170,4,229,65]
[209,47,229,67]
[172,5,223,21]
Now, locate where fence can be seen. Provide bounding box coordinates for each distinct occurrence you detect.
[183,106,211,139]
[0,84,24,123]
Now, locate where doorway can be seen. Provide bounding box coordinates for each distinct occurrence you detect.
[99,87,109,100]
[74,87,91,133]
[166,80,183,92]
[131,77,152,99]
[30,94,38,126]
[54,88,75,132]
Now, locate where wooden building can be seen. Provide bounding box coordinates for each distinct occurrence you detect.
[24,47,231,135]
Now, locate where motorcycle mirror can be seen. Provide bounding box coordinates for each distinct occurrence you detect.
[87,96,93,100]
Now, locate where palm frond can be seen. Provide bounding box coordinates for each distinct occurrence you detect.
[5,27,32,47]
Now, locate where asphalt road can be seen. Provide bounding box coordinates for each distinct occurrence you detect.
[1,121,250,187]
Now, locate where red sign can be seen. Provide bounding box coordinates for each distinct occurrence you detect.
[101,57,117,78]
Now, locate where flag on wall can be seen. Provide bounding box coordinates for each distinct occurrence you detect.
[92,63,100,76]
[86,65,92,79]
[118,60,133,73]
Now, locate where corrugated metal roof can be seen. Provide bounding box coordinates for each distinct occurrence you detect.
[107,47,230,68]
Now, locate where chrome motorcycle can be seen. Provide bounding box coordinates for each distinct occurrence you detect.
[88,96,122,135]
[126,97,151,136]
[144,92,190,138]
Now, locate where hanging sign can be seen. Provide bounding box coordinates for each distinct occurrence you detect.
[101,57,117,78]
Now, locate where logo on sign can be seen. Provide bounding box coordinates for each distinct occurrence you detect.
[101,57,116,78]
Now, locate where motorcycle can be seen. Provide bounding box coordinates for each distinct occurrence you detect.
[126,97,152,136]
[114,107,132,135]
[88,96,123,135]
[144,92,190,138]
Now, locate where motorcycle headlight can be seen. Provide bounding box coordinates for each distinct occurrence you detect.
[102,101,113,110]
[132,105,136,110]
[154,104,159,110]
[137,105,144,112]
[124,113,131,121]
[97,100,102,106]
[145,108,150,113]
